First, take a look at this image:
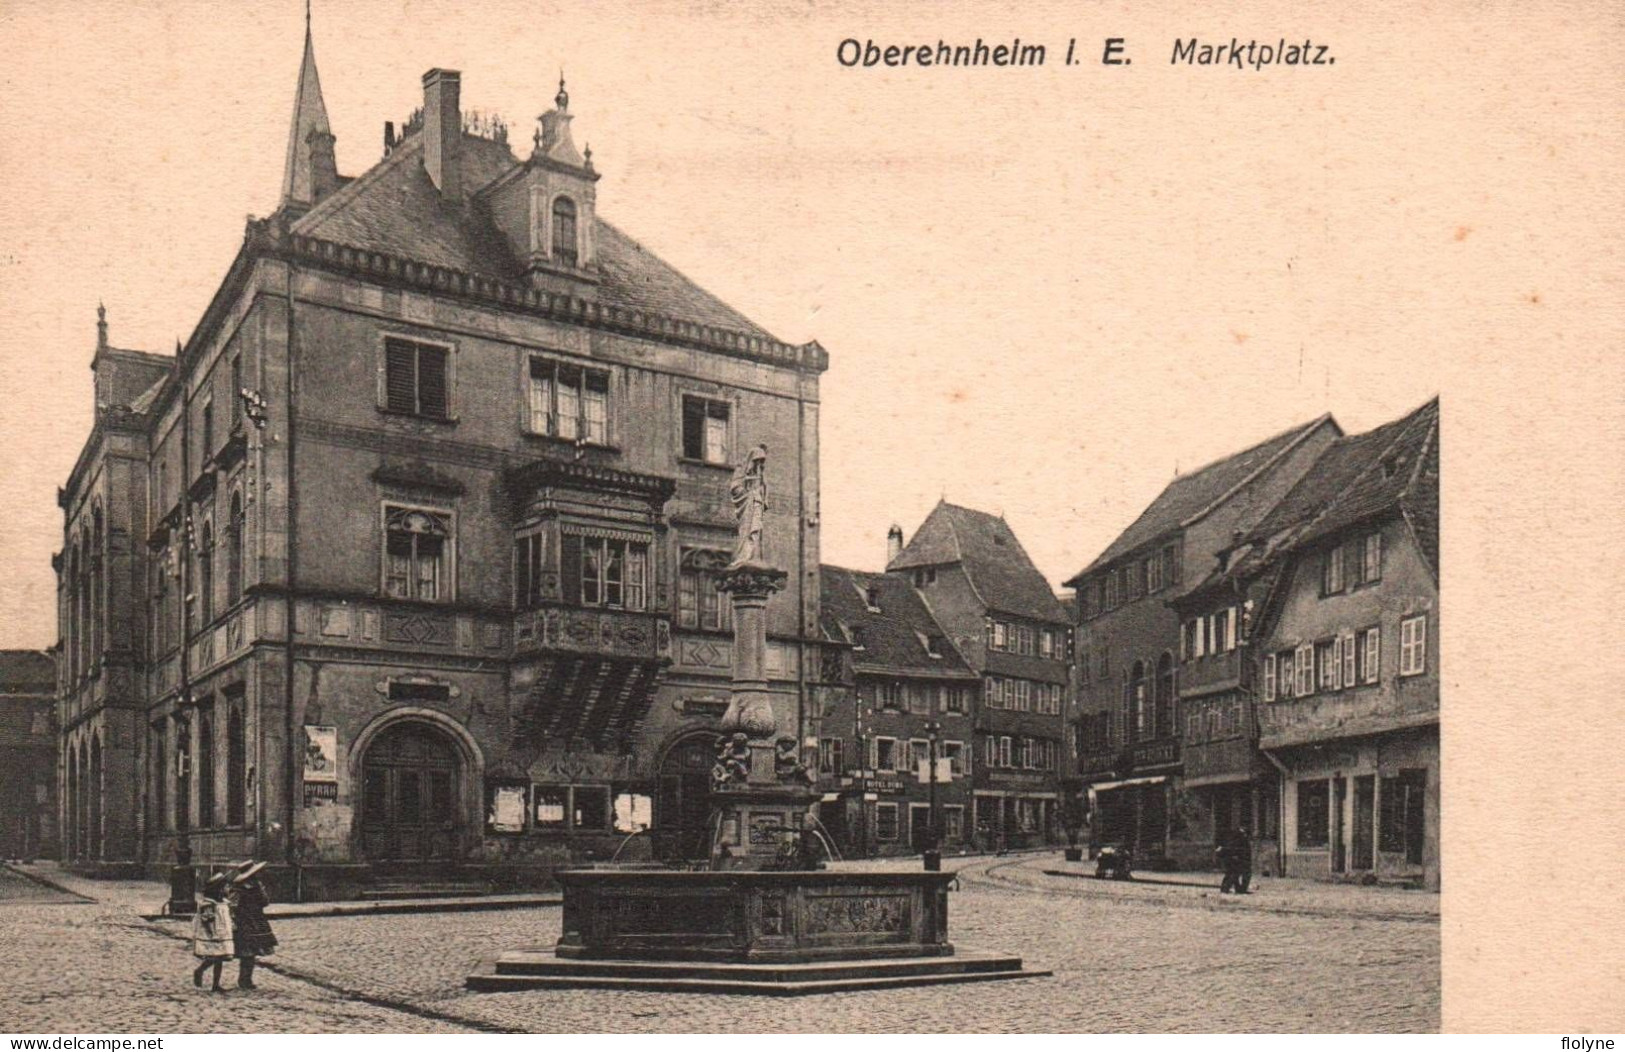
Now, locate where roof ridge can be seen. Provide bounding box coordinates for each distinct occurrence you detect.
[291,136,425,234]
[1175,413,1332,488]
[1398,398,1440,501]
[1179,413,1337,528]
[1288,399,1437,544]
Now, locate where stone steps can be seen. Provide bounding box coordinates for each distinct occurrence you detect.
[466,949,1051,995]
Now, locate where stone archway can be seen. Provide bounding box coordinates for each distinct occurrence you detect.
[348,710,483,864]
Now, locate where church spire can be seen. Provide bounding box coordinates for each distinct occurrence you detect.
[280,5,333,207]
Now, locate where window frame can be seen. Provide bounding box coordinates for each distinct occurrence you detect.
[381,502,456,604]
[550,195,580,267]
[575,534,649,611]
[380,334,455,421]
[526,355,611,445]
[1399,615,1428,676]
[1297,778,1331,849]
[680,393,733,465]
[875,802,900,842]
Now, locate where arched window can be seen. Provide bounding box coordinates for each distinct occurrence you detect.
[226,492,244,607]
[197,699,215,829]
[552,196,579,267]
[91,509,104,660]
[1156,652,1176,739]
[197,522,214,626]
[66,545,79,680]
[1130,660,1149,742]
[226,699,245,826]
[78,532,91,674]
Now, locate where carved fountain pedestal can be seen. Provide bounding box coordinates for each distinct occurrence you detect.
[467,468,1046,994]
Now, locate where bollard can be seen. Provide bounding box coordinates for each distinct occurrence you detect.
[167,841,196,917]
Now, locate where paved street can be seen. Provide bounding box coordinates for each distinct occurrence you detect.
[1,856,1438,1033]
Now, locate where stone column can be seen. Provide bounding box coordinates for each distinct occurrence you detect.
[716,562,786,751]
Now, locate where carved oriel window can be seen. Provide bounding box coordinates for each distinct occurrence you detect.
[515,527,549,610]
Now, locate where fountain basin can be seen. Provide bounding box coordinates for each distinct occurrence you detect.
[555,868,954,963]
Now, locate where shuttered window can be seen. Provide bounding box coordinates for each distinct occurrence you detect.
[1362,626,1381,684]
[1263,654,1276,702]
[1343,633,1357,687]
[1400,616,1427,676]
[384,338,450,418]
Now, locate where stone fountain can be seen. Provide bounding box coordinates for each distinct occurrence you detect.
[467,447,1047,994]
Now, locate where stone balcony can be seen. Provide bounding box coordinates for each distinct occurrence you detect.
[513,604,672,664]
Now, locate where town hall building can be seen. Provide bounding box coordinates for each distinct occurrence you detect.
[53,25,826,896]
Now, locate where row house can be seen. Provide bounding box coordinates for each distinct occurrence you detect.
[888,502,1072,848]
[52,24,826,896]
[1247,399,1439,888]
[0,651,58,860]
[813,566,978,858]
[1065,416,1340,868]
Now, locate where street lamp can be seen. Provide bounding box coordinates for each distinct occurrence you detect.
[923,719,942,872]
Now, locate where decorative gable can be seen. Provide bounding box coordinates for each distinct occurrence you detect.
[485,78,601,291]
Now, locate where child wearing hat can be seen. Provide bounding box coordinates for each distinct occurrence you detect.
[190,871,234,991]
[229,860,277,989]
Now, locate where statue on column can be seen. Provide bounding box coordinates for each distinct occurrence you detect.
[727,443,769,570]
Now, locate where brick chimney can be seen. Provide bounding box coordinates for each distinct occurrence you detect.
[422,68,462,201]
[887,524,904,566]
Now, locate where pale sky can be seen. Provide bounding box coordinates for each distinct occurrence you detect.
[1,0,1597,649]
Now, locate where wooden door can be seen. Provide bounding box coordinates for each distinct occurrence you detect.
[1353,775,1376,871]
[360,723,460,861]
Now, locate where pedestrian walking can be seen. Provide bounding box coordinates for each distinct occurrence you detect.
[190,872,233,991]
[1218,824,1253,894]
[229,860,278,989]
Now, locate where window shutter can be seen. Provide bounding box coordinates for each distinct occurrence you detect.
[384,339,416,413]
[417,346,449,417]
[1343,633,1356,687]
[1263,655,1276,702]
[1366,627,1381,684]
[1226,607,1238,651]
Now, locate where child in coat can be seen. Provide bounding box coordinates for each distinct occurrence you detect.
[190,872,233,991]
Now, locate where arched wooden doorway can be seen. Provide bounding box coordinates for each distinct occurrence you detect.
[656,733,716,861]
[359,721,461,861]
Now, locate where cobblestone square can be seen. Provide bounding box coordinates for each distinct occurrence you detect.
[1,855,1438,1033]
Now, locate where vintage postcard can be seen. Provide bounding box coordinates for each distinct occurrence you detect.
[0,0,1619,1038]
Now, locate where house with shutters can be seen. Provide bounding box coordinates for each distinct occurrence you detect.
[812,566,978,858]
[1243,397,1439,888]
[887,503,1072,849]
[1064,415,1341,868]
[51,21,826,895]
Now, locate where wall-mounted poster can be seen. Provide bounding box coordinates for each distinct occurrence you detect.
[485,783,527,834]
[303,726,338,783]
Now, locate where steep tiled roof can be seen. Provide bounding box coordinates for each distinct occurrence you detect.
[1290,397,1439,569]
[889,502,1069,623]
[820,566,975,676]
[1067,414,1338,584]
[0,651,54,693]
[1193,397,1440,593]
[290,135,777,339]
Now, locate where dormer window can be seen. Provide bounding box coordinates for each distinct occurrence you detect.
[552,196,578,267]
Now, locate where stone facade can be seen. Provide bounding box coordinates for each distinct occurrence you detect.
[889,503,1072,850]
[1257,512,1440,889]
[1067,417,1339,868]
[52,39,826,895]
